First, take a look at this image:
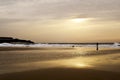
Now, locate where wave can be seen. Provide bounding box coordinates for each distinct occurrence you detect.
[0,43,120,48]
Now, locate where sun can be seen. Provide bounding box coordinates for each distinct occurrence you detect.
[71,18,88,23]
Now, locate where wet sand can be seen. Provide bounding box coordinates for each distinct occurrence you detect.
[0,68,120,80]
[0,47,120,80]
[0,47,75,51]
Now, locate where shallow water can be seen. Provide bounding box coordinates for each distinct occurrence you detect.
[0,47,120,74]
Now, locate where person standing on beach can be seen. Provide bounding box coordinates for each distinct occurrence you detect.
[96,43,99,51]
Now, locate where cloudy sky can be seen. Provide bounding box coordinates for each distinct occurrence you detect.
[0,0,120,43]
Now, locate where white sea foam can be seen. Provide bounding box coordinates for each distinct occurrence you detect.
[0,43,119,48]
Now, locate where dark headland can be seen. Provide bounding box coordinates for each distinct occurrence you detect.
[0,37,34,44]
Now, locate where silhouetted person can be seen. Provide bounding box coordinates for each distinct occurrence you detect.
[96,43,99,51]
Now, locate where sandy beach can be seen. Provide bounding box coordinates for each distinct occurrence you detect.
[0,68,120,80]
[0,47,120,80]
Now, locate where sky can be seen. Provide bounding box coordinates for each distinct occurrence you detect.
[0,0,120,43]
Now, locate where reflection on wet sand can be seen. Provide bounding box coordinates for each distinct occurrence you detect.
[13,51,120,73]
[0,47,120,80]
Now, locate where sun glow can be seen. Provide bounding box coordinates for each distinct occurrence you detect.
[71,18,88,23]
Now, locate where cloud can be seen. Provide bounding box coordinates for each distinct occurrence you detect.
[0,0,120,28]
[0,0,120,20]
[0,0,120,42]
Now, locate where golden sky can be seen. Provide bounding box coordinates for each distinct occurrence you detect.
[0,0,120,43]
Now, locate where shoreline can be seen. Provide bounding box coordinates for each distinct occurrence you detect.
[0,47,75,51]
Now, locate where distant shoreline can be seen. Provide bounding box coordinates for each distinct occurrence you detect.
[0,42,120,48]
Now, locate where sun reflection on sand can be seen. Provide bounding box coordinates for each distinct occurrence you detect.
[10,55,120,74]
[61,61,92,68]
[74,63,89,68]
[42,58,93,69]
[11,49,120,74]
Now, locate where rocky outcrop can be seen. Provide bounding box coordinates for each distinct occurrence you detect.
[0,37,34,44]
